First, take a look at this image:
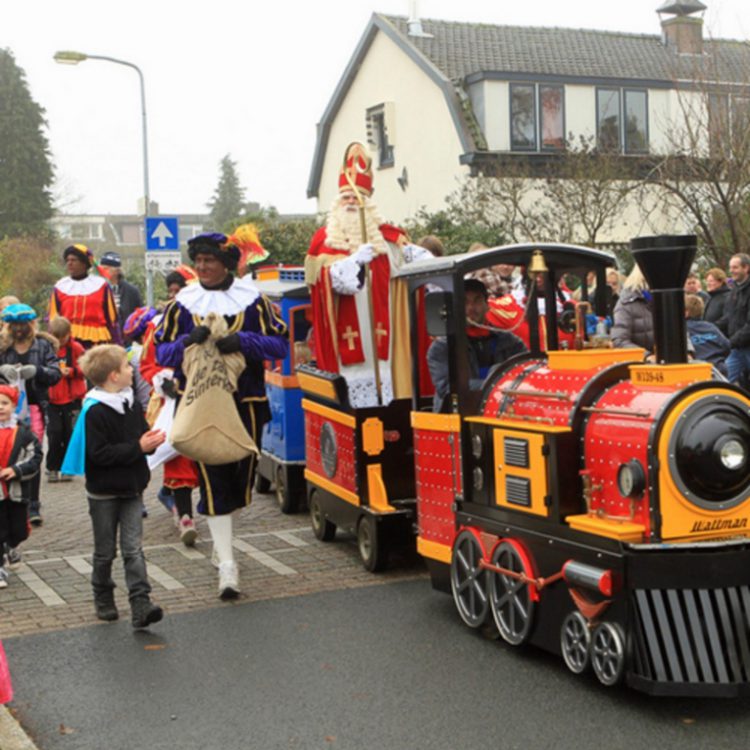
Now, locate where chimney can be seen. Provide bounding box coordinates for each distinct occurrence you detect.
[631,235,697,365]
[657,0,707,54]
[407,0,433,38]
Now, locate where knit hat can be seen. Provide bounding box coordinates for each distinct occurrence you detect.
[0,385,19,405]
[63,244,94,268]
[1,303,37,323]
[99,251,122,268]
[123,306,158,340]
[187,233,240,271]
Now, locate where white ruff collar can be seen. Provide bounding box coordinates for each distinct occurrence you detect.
[86,387,134,415]
[175,275,260,317]
[55,275,108,295]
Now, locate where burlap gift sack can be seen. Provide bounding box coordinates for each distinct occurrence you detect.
[170,312,258,465]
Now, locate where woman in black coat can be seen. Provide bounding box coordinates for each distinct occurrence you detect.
[0,304,61,524]
[704,267,731,333]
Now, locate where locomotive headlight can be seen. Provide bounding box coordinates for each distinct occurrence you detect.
[719,438,746,471]
[668,395,750,511]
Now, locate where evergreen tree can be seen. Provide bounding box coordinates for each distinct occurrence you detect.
[0,48,55,238]
[207,154,246,229]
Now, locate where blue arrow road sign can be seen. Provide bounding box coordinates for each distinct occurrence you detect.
[145,216,179,251]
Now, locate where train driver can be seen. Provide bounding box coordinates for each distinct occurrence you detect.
[427,279,527,411]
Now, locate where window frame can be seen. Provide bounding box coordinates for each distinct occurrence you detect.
[623,88,649,155]
[510,83,539,152]
[538,84,566,151]
[366,104,395,169]
[596,87,622,152]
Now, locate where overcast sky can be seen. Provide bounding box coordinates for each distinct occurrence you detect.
[3,0,747,218]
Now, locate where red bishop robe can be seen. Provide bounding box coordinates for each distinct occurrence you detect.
[305,223,405,374]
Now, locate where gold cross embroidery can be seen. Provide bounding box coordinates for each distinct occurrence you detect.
[375,323,388,344]
[342,326,360,350]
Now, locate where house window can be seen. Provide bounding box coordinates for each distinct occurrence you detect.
[540,85,564,150]
[708,93,729,157]
[366,104,394,168]
[731,96,750,145]
[510,84,537,150]
[708,93,749,156]
[510,83,565,152]
[624,90,648,153]
[597,88,649,154]
[597,88,621,151]
[70,223,103,240]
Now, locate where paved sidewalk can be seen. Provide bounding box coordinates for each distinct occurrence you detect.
[0,471,425,639]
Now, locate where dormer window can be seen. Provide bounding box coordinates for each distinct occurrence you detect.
[596,88,649,154]
[510,83,564,152]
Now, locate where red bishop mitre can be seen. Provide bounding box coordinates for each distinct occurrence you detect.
[339,142,373,196]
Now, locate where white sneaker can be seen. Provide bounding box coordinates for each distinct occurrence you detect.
[218,561,239,600]
[179,515,197,546]
[0,568,8,589]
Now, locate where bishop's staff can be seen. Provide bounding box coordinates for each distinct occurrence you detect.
[342,142,383,406]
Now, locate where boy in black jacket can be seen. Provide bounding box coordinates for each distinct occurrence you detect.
[77,345,166,627]
[0,384,42,587]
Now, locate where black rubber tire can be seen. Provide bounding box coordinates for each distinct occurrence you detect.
[357,514,387,573]
[309,490,336,542]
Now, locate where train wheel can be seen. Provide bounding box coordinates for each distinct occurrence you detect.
[488,541,535,646]
[255,473,271,494]
[590,622,625,686]
[275,465,297,514]
[560,611,591,674]
[357,515,387,573]
[450,530,489,628]
[309,491,336,542]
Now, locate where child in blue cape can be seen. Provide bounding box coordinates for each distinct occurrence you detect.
[63,344,166,628]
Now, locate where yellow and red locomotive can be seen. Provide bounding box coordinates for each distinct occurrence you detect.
[406,235,750,696]
[300,234,750,695]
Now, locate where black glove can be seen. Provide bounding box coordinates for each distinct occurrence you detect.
[185,325,210,346]
[215,334,242,354]
[161,378,177,399]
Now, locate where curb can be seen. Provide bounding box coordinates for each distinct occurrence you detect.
[0,705,38,750]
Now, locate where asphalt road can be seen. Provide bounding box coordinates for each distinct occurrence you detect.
[5,579,750,750]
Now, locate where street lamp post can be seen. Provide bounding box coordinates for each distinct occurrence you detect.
[54,50,154,306]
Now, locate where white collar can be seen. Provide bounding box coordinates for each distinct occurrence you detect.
[55,275,108,295]
[175,275,260,317]
[86,386,134,415]
[0,416,18,429]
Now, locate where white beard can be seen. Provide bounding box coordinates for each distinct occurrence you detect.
[326,197,388,256]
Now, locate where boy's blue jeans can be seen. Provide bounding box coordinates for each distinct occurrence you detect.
[88,495,151,603]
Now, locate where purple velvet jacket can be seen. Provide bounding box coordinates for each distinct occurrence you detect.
[154,280,288,402]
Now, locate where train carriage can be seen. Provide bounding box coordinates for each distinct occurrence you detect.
[254,267,311,513]
[396,235,750,697]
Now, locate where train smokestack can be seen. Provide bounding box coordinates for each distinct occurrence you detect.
[630,234,697,365]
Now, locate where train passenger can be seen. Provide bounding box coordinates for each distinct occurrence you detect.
[305,142,429,408]
[611,265,654,354]
[685,293,729,375]
[427,279,526,411]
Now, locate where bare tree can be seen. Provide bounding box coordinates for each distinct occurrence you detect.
[442,136,640,247]
[642,49,750,267]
